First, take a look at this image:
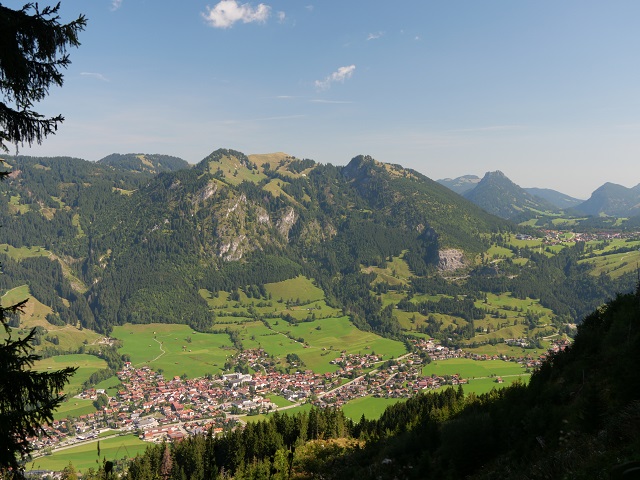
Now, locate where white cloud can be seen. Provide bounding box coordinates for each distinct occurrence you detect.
[367,31,384,41]
[277,11,286,22]
[314,65,356,91]
[202,0,271,28]
[110,0,122,11]
[310,99,354,104]
[81,72,110,82]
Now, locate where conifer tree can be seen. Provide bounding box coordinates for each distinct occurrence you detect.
[0,2,86,153]
[0,1,85,475]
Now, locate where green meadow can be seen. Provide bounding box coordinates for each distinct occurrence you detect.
[362,253,413,287]
[0,243,50,260]
[422,358,526,379]
[235,315,406,374]
[579,246,640,279]
[54,399,97,421]
[30,434,149,473]
[243,403,314,423]
[206,153,267,186]
[463,342,545,358]
[112,323,234,379]
[33,354,108,395]
[264,275,325,303]
[341,396,406,420]
[461,375,529,395]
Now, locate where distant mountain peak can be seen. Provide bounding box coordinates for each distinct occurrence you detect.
[463,170,557,219]
[575,181,640,217]
[437,175,481,195]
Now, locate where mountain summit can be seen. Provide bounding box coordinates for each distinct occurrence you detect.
[463,170,557,219]
[574,182,640,217]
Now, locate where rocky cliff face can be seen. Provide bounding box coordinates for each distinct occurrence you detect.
[438,249,466,271]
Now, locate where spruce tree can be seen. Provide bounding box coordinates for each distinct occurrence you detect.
[0,1,85,475]
[0,2,86,153]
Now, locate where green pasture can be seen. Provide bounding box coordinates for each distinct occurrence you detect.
[486,245,514,259]
[240,319,335,373]
[95,376,122,396]
[72,213,85,237]
[476,292,554,319]
[585,238,640,255]
[551,217,582,226]
[34,354,108,395]
[265,276,325,303]
[545,244,566,254]
[262,178,290,197]
[422,358,526,379]
[472,322,528,342]
[30,434,149,473]
[461,375,530,395]
[409,293,453,304]
[506,237,545,249]
[379,291,406,308]
[244,403,314,423]
[341,396,406,420]
[464,342,548,359]
[207,153,267,186]
[0,243,50,260]
[393,310,428,331]
[112,323,235,379]
[275,316,406,357]
[54,398,97,420]
[1,284,30,306]
[1,284,99,350]
[269,396,296,408]
[255,316,405,374]
[579,249,640,278]
[518,218,538,227]
[8,194,30,214]
[363,253,413,286]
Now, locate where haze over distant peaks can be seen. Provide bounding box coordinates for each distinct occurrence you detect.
[522,187,584,209]
[462,170,557,220]
[574,181,640,217]
[436,175,481,195]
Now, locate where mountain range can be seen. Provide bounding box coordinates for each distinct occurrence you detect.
[438,172,640,219]
[0,149,510,335]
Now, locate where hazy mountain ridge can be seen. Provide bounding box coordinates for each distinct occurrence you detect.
[439,171,640,218]
[436,174,481,194]
[574,181,640,217]
[462,170,558,220]
[523,187,584,209]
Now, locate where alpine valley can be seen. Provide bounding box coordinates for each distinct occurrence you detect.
[2,149,640,478]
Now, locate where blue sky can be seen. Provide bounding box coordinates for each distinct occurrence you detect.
[11,0,640,198]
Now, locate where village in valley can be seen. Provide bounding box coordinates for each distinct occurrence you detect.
[32,337,569,455]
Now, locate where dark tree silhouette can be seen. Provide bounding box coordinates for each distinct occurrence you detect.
[0,2,86,153]
[0,2,85,475]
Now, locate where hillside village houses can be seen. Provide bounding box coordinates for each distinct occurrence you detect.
[31,338,569,453]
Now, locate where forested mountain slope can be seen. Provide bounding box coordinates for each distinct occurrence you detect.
[97,153,189,174]
[0,149,511,335]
